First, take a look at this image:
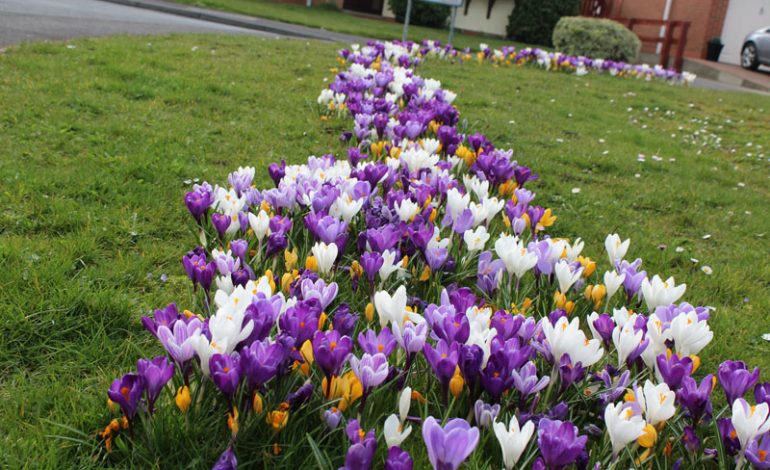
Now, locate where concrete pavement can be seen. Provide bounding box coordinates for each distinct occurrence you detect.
[0,0,280,46]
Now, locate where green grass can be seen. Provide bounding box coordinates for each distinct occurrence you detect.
[0,34,769,466]
[171,0,520,50]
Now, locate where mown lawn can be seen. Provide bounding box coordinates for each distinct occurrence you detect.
[0,34,768,466]
[171,0,520,50]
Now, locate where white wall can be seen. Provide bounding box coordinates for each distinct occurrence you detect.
[455,0,513,37]
[380,0,512,36]
[720,0,770,65]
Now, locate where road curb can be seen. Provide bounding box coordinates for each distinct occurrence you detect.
[98,0,359,42]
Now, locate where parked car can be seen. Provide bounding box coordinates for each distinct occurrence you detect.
[742,26,770,70]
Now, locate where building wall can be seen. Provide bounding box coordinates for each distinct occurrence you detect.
[380,0,513,36]
[613,0,729,59]
[720,0,770,65]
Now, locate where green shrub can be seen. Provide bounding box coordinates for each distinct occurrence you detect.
[552,16,641,62]
[388,0,450,29]
[507,0,581,46]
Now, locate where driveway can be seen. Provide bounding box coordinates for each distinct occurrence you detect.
[0,0,279,46]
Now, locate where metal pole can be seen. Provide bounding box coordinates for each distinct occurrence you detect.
[402,0,412,42]
[448,6,457,45]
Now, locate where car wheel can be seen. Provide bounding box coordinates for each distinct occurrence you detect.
[741,43,759,70]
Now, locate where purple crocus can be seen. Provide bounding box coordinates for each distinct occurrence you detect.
[756,383,770,409]
[349,353,389,392]
[286,381,314,410]
[312,330,353,384]
[240,338,285,391]
[360,251,384,286]
[107,373,145,420]
[656,353,693,391]
[210,353,242,398]
[677,374,714,424]
[718,418,741,457]
[423,339,459,392]
[141,303,180,337]
[211,212,231,239]
[421,416,479,470]
[590,313,615,346]
[537,418,588,470]
[343,420,378,470]
[136,356,175,413]
[473,400,500,428]
[184,189,212,223]
[211,445,237,470]
[385,446,414,470]
[718,360,760,405]
[746,433,770,469]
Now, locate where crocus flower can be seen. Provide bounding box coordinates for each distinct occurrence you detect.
[493,415,535,470]
[421,416,479,470]
[360,251,384,285]
[745,433,770,469]
[384,414,412,448]
[210,353,242,398]
[323,407,342,430]
[473,400,500,428]
[374,285,408,329]
[385,447,413,470]
[719,360,760,405]
[312,330,353,382]
[655,353,693,390]
[392,320,428,358]
[511,361,550,397]
[756,383,770,409]
[141,303,180,337]
[641,275,686,311]
[731,398,770,453]
[540,316,604,368]
[211,445,237,470]
[157,317,203,366]
[604,402,645,458]
[184,189,211,223]
[349,353,389,392]
[537,418,587,470]
[136,356,175,413]
[358,327,397,357]
[677,374,714,423]
[343,420,377,470]
[311,241,338,275]
[107,373,145,420]
[604,233,630,265]
[239,338,285,390]
[423,339,459,391]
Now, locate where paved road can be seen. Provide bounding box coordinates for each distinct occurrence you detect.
[0,0,279,46]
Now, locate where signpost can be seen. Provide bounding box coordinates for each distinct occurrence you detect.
[401,0,463,45]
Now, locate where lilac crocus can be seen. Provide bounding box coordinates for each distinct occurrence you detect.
[107,373,145,420]
[421,416,479,470]
[474,400,500,428]
[349,353,389,392]
[537,418,588,470]
[211,445,237,470]
[141,303,180,338]
[300,278,339,310]
[477,251,504,296]
[746,433,770,469]
[323,407,342,430]
[240,338,285,390]
[512,361,550,397]
[358,327,397,357]
[136,356,175,413]
[392,320,428,359]
[158,317,202,366]
[210,353,242,398]
[312,330,353,382]
[718,360,760,405]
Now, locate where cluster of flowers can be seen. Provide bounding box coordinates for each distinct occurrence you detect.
[332,40,696,85]
[103,40,764,470]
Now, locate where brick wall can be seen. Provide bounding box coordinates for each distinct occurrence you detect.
[613,0,730,59]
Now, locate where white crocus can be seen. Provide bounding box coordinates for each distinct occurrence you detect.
[311,241,338,275]
[481,197,504,225]
[493,415,535,470]
[636,380,676,425]
[604,402,646,457]
[731,398,770,452]
[605,233,630,265]
[554,260,583,293]
[248,210,271,242]
[374,285,408,329]
[641,275,686,310]
[463,174,489,200]
[611,316,645,366]
[379,249,403,282]
[541,316,604,367]
[464,226,490,252]
[399,386,412,423]
[668,310,713,356]
[384,414,412,448]
[394,198,420,222]
[192,335,229,376]
[564,238,584,262]
[330,195,365,223]
[603,270,626,303]
[446,188,470,220]
[640,313,671,368]
[495,234,537,279]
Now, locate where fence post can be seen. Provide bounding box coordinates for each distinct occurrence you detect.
[660,21,673,69]
[674,22,690,72]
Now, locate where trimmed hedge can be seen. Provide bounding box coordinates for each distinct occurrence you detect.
[552,16,641,62]
[507,0,581,46]
[388,0,450,29]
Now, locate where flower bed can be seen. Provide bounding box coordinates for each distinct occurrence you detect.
[100,40,768,470]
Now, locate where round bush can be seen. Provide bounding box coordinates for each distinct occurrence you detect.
[388,0,450,29]
[507,0,581,46]
[552,16,641,62]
